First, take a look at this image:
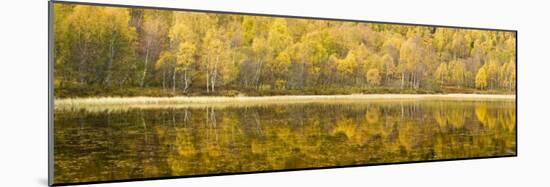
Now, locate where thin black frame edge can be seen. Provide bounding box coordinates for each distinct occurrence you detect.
[515,30,518,157]
[48,0,518,186]
[48,0,54,186]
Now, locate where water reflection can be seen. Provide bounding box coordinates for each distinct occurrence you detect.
[54,100,516,183]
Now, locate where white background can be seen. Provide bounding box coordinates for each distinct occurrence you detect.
[0,0,548,186]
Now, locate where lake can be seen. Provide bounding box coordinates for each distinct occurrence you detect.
[53,99,516,183]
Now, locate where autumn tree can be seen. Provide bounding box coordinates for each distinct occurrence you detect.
[434,63,449,85]
[60,5,136,87]
[336,50,357,85]
[139,10,170,87]
[169,13,201,93]
[475,65,488,89]
[448,60,466,87]
[251,36,269,89]
[267,19,292,88]
[54,4,516,97]
[399,34,428,89]
[366,69,381,87]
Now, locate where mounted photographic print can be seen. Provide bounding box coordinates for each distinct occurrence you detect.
[49,1,517,186]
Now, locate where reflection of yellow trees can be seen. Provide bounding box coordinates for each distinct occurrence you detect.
[362,107,388,145]
[475,103,506,128]
[175,132,197,157]
[504,109,516,131]
[327,106,388,147]
[54,101,516,183]
[431,103,471,129]
[447,108,465,128]
[365,108,380,124]
[398,121,422,151]
[475,103,488,126]
[260,125,297,170]
[492,105,516,132]
[430,102,481,129]
[218,111,245,147]
[250,139,264,154]
[433,135,445,158]
[167,127,196,175]
[332,117,356,140]
[433,109,448,128]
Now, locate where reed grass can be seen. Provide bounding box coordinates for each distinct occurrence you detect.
[54,94,515,113]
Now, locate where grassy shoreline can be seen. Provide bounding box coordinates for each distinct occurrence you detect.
[55,94,515,112]
[55,85,516,98]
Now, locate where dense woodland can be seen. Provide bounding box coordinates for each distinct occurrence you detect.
[53,4,516,98]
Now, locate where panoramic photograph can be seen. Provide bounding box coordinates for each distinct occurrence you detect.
[52,3,516,184]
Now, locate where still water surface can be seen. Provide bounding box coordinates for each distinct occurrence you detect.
[54,100,516,183]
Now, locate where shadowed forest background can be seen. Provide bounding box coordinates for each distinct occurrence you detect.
[53,4,516,98]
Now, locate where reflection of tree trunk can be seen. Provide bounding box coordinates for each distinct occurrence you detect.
[253,111,263,136]
[183,109,189,127]
[78,116,84,138]
[205,107,210,141]
[231,119,235,145]
[210,107,217,128]
[400,103,404,119]
[141,111,148,144]
[172,108,176,128]
[210,107,218,142]
[205,106,209,128]
[383,108,388,128]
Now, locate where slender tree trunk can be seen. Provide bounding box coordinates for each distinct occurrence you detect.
[206,62,210,93]
[255,59,263,90]
[411,73,413,89]
[415,72,419,89]
[78,58,86,84]
[183,69,190,93]
[77,32,87,84]
[211,70,216,92]
[105,36,116,87]
[120,73,128,87]
[411,73,415,89]
[172,67,177,93]
[140,48,149,87]
[211,55,219,92]
[162,70,166,90]
[401,72,405,89]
